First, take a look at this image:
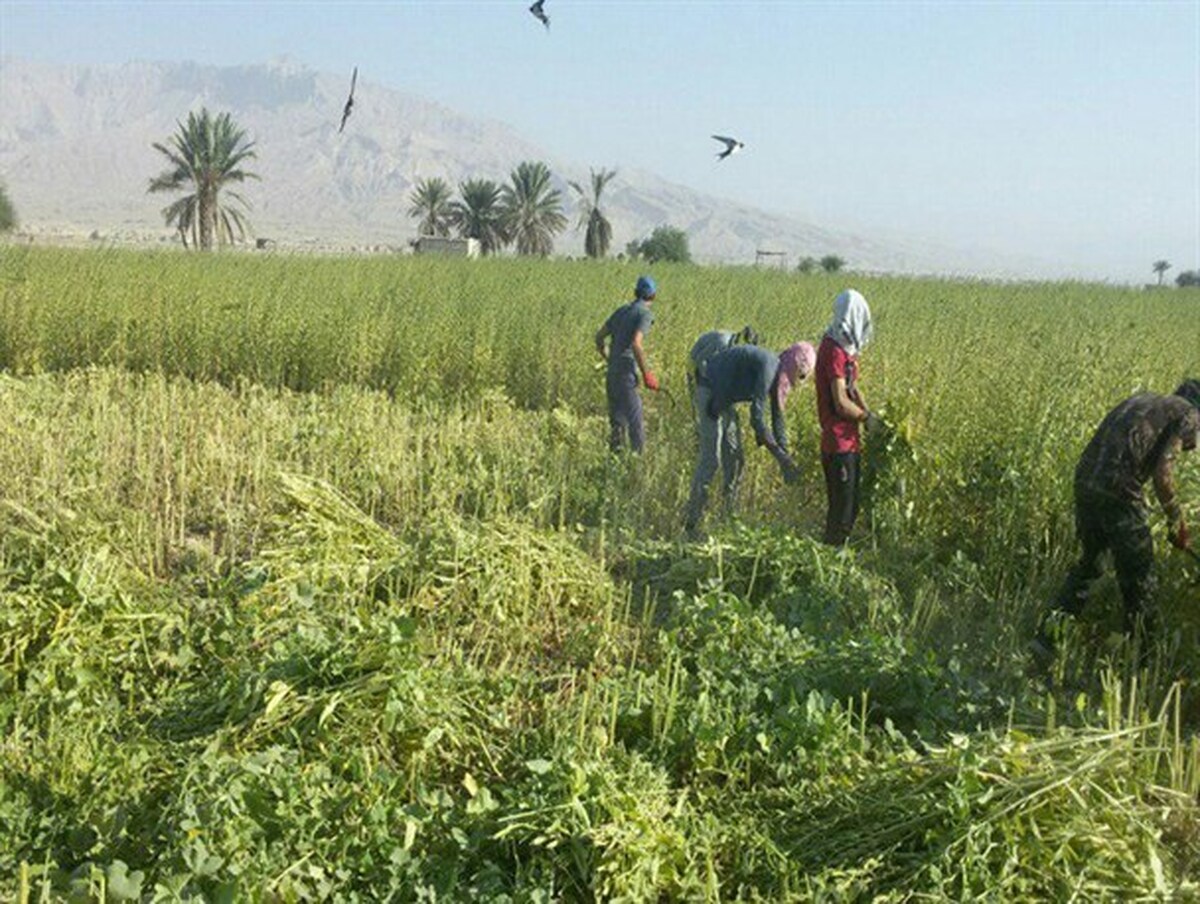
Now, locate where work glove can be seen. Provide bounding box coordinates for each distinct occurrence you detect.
[644,371,660,391]
[865,410,884,436]
[1170,522,1192,551]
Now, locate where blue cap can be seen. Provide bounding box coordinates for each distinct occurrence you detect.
[635,275,657,300]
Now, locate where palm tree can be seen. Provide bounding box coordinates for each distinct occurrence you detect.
[499,161,566,257]
[161,195,197,249]
[568,167,617,259]
[148,108,259,251]
[448,179,507,255]
[408,177,454,237]
[1153,260,1171,286]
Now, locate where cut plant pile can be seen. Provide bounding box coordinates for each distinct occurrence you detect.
[2,249,1200,900]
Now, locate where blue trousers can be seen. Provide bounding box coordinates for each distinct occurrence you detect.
[607,370,645,453]
[684,384,744,529]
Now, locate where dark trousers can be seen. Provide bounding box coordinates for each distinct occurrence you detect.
[1052,491,1156,636]
[606,370,644,453]
[822,452,861,546]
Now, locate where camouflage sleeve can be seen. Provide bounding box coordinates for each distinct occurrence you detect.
[1153,433,1184,525]
[1184,409,1200,452]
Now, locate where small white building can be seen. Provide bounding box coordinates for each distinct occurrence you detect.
[413,235,480,258]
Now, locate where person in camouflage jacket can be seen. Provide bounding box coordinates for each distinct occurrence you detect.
[1035,378,1200,660]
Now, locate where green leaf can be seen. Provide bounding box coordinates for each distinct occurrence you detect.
[105,860,144,903]
[462,772,479,797]
[525,758,553,775]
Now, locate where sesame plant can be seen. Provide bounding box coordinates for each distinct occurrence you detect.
[1,246,1199,899]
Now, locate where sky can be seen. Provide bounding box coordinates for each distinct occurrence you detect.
[1,0,1198,283]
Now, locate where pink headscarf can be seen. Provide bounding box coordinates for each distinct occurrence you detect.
[775,341,816,407]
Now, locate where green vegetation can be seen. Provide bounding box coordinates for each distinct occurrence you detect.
[0,182,16,233]
[148,108,259,251]
[499,161,567,258]
[2,246,1200,900]
[569,168,617,260]
[408,177,454,238]
[449,178,506,256]
[629,225,691,264]
[410,162,575,258]
[820,254,845,274]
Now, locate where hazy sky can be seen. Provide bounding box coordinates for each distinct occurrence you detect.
[2,0,1198,283]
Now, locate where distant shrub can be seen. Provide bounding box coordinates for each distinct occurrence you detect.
[629,225,691,264]
[0,182,16,232]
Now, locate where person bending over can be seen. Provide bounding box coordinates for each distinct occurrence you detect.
[1034,378,1200,660]
[683,341,814,538]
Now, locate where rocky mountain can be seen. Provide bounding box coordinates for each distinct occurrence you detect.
[0,56,1020,274]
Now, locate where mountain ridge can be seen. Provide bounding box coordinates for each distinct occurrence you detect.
[0,57,1044,276]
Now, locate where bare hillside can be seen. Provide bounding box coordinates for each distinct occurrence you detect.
[0,57,1024,274]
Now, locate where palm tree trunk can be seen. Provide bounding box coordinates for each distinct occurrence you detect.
[199,187,214,251]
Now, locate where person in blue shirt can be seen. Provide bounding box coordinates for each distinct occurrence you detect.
[595,275,660,452]
[687,325,760,392]
[683,341,815,538]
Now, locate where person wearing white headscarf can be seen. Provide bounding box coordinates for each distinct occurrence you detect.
[814,289,877,545]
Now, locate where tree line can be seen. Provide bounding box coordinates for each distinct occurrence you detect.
[406,161,577,258]
[1153,260,1200,289]
[4,106,1194,283]
[139,107,680,260]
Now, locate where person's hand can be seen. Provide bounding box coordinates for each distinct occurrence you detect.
[865,410,884,435]
[1170,522,1192,551]
[780,456,801,485]
[644,371,660,391]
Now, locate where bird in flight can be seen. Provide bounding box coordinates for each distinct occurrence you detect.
[529,0,549,30]
[339,67,358,133]
[712,135,745,161]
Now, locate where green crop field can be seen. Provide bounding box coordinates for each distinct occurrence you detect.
[2,245,1199,901]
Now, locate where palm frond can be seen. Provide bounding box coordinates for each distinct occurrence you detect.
[146,106,260,250]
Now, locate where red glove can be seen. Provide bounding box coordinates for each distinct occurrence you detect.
[644,371,660,391]
[1170,522,1191,551]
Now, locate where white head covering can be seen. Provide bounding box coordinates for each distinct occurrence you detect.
[826,289,873,356]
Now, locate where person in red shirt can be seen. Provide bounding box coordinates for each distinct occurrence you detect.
[814,289,878,546]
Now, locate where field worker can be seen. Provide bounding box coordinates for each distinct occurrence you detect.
[1033,378,1200,660]
[683,341,814,539]
[682,325,761,524]
[814,289,879,546]
[595,275,660,452]
[687,324,761,413]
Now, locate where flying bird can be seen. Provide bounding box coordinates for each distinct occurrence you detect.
[529,0,549,30]
[339,66,358,133]
[712,134,745,161]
